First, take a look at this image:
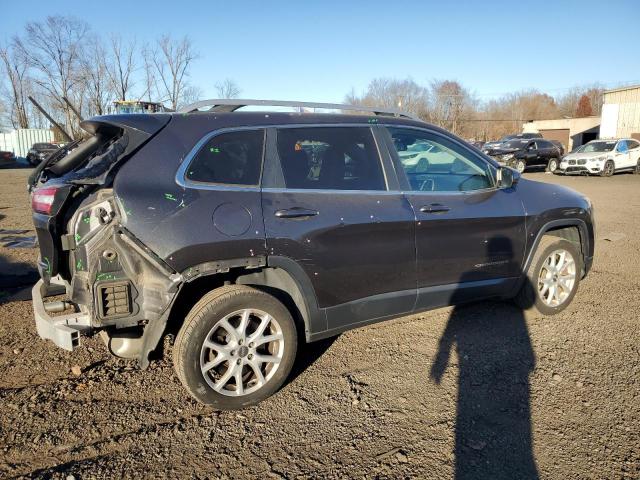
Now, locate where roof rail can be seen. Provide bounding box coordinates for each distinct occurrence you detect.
[177,99,419,120]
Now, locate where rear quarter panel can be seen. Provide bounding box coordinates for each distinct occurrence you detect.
[112,115,267,272]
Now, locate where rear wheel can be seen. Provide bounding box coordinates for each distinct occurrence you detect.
[514,236,582,316]
[600,160,614,177]
[547,158,559,173]
[634,159,640,175]
[173,285,297,409]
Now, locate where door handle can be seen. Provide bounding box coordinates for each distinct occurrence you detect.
[420,203,450,214]
[274,207,319,219]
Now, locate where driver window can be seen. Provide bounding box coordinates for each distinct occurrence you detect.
[387,127,495,192]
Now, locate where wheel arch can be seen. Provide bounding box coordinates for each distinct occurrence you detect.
[524,220,589,276]
[164,256,324,348]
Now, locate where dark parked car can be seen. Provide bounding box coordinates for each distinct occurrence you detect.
[482,132,543,153]
[29,100,594,409]
[0,150,17,168]
[27,142,59,165]
[485,138,563,173]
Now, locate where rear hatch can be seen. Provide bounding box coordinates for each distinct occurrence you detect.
[30,114,170,283]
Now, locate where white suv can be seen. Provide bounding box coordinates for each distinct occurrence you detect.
[558,139,640,176]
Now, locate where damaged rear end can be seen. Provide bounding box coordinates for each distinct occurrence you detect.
[30,114,179,367]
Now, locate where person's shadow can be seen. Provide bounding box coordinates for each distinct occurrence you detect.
[430,236,539,480]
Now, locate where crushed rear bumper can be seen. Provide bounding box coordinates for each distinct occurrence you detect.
[32,277,91,351]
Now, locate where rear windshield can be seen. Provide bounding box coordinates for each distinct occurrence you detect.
[583,141,616,152]
[34,143,56,149]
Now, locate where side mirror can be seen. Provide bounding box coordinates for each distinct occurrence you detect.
[497,166,520,188]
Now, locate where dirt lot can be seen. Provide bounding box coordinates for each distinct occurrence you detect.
[0,168,638,479]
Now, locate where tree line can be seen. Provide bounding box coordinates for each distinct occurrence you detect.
[1,16,605,142]
[0,15,240,137]
[345,78,604,141]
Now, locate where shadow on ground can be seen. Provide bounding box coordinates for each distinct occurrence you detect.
[0,252,39,304]
[430,236,538,480]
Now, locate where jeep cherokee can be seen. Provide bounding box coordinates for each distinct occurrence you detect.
[29,100,594,409]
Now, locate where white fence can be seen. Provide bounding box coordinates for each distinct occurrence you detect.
[0,129,54,158]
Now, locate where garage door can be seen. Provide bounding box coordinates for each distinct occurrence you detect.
[539,129,570,153]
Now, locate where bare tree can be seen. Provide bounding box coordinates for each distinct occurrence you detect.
[0,41,32,128]
[140,44,157,103]
[429,80,476,135]
[346,78,429,118]
[80,36,112,116]
[152,35,198,110]
[215,78,241,99]
[15,15,89,137]
[107,34,137,102]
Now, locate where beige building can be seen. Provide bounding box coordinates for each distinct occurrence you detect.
[600,84,640,140]
[522,116,600,153]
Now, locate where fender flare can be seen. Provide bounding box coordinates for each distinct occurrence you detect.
[522,218,590,275]
[236,256,326,340]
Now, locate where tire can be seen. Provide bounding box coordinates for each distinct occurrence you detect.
[514,159,526,173]
[634,159,640,175]
[600,160,614,177]
[514,236,582,316]
[547,158,559,173]
[173,285,298,409]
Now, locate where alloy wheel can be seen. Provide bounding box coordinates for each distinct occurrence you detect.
[515,160,526,173]
[200,308,285,396]
[537,249,576,307]
[548,159,558,173]
[604,161,614,176]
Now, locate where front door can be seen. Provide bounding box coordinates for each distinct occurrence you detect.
[384,126,527,310]
[261,125,416,332]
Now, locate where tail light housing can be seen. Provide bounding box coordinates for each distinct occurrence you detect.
[32,186,61,215]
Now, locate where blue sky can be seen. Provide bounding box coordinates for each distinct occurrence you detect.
[3,0,639,102]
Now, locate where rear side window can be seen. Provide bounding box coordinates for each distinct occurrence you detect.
[628,140,640,149]
[186,130,265,185]
[276,127,385,191]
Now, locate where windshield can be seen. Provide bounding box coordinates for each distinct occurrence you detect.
[503,139,529,149]
[498,135,517,142]
[583,141,616,153]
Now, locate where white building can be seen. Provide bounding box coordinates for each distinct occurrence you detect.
[0,128,54,158]
[522,117,600,153]
[600,84,640,140]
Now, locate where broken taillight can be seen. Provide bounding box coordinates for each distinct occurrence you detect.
[32,186,60,215]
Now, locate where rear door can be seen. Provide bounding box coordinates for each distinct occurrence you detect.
[261,125,416,332]
[627,140,640,167]
[615,140,632,168]
[384,126,527,309]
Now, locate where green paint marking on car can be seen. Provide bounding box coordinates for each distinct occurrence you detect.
[96,272,116,281]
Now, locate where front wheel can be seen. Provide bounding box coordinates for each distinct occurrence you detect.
[547,158,559,173]
[514,236,582,316]
[600,160,614,177]
[173,285,298,409]
[514,159,526,173]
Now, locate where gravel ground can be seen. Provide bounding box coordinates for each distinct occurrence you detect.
[0,168,638,479]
